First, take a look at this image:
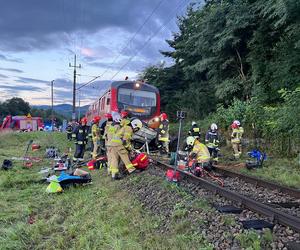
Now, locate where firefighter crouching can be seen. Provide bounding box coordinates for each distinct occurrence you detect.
[66,122,73,141]
[157,113,169,154]
[110,116,143,180]
[231,120,244,159]
[186,136,211,170]
[103,113,115,174]
[205,123,220,162]
[72,117,89,162]
[91,116,101,159]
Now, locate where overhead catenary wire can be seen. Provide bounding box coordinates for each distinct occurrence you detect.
[76,0,167,91]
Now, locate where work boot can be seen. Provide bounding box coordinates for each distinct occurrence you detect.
[112,173,121,180]
[127,167,136,174]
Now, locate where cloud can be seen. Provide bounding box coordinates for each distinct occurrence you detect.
[17,77,49,84]
[0,84,43,92]
[0,0,189,52]
[0,67,23,73]
[0,73,8,78]
[0,53,23,63]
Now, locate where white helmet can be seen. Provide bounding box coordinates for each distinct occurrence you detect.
[211,123,218,131]
[186,136,196,146]
[192,121,197,126]
[112,112,122,123]
[131,118,143,131]
[233,120,240,126]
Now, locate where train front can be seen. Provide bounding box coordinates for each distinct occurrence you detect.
[111,81,160,121]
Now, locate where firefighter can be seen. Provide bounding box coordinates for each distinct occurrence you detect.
[72,117,89,162]
[110,117,143,180]
[188,121,201,139]
[205,123,220,162]
[231,120,244,159]
[186,136,211,169]
[120,110,131,127]
[157,112,169,154]
[103,113,115,173]
[66,122,73,141]
[91,116,101,159]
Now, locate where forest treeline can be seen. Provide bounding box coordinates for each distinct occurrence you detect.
[141,0,300,156]
[0,97,66,125]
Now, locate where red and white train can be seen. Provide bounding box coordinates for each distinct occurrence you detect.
[86,80,160,121]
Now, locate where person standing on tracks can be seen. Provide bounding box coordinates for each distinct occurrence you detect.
[110,116,142,180]
[72,117,89,162]
[231,120,244,159]
[188,121,201,139]
[103,113,115,174]
[66,122,73,141]
[91,116,101,159]
[205,123,220,163]
[157,113,169,155]
[186,136,211,169]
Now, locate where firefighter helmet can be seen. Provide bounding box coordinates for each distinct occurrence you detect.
[81,117,88,124]
[112,112,121,123]
[104,113,112,119]
[233,120,240,126]
[192,121,197,126]
[211,123,218,131]
[130,118,143,131]
[93,116,101,124]
[121,110,129,118]
[160,113,168,121]
[186,136,196,146]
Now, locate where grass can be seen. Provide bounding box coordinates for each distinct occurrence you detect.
[239,157,300,188]
[0,132,214,250]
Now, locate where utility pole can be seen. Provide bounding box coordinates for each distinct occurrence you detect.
[69,54,81,121]
[51,80,54,131]
[78,89,81,120]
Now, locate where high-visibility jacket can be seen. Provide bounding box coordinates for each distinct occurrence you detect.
[231,127,244,144]
[111,124,133,150]
[104,121,119,147]
[191,140,210,163]
[72,125,89,145]
[205,130,220,148]
[189,125,201,137]
[91,123,100,141]
[157,119,169,142]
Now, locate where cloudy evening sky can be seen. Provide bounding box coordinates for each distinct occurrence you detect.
[0,0,200,106]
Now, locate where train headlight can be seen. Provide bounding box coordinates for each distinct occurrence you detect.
[135,82,140,88]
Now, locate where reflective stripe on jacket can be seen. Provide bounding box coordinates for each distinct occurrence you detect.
[192,140,210,162]
[231,127,244,143]
[205,130,220,148]
[158,119,169,141]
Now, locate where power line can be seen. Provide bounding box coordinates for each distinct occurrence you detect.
[77,0,166,90]
[110,0,191,81]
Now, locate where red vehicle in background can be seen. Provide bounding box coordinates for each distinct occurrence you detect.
[0,114,44,132]
[86,80,161,122]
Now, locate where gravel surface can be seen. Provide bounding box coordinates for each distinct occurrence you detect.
[119,164,300,249]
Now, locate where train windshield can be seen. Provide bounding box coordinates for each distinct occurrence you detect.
[118,88,156,107]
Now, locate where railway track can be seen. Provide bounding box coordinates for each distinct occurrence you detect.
[152,159,300,233]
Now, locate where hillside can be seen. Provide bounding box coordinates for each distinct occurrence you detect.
[32,104,90,118]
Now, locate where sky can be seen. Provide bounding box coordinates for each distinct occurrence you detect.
[0,0,199,106]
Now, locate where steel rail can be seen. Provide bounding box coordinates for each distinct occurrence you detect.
[154,160,300,233]
[213,167,300,199]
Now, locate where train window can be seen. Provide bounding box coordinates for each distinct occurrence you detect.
[106,98,110,105]
[118,88,156,107]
